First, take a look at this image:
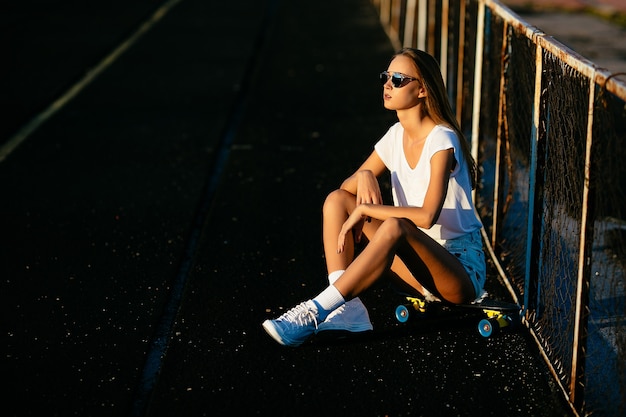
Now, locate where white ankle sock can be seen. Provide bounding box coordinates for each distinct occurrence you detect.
[328,270,345,284]
[422,286,440,302]
[313,285,345,318]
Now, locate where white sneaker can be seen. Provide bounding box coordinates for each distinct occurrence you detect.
[316,297,373,332]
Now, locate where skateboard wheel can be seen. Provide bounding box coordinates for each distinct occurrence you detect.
[395,305,410,323]
[478,318,494,337]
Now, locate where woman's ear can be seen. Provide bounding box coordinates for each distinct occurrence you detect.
[417,85,428,98]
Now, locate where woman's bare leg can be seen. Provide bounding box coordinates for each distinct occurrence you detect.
[322,189,358,273]
[323,190,429,297]
[322,189,386,272]
[333,217,475,304]
[318,189,375,331]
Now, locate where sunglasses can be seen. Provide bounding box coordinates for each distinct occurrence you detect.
[379,71,418,88]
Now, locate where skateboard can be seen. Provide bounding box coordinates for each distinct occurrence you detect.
[395,295,522,338]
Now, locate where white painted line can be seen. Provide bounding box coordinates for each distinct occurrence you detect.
[0,0,183,163]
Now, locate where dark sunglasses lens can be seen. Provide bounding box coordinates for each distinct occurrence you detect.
[380,72,412,87]
[391,74,403,87]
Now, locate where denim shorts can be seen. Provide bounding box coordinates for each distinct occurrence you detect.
[439,229,486,299]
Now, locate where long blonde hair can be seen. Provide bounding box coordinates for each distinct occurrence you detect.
[393,48,477,189]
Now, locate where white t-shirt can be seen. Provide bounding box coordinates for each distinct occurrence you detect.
[374,122,482,240]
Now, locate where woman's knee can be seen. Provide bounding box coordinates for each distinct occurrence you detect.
[375,217,406,242]
[323,189,354,214]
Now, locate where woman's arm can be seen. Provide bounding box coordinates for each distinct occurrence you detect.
[340,151,387,205]
[362,148,453,227]
[337,149,454,253]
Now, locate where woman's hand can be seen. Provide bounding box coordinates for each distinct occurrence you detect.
[337,205,368,254]
[336,160,385,253]
[356,169,382,224]
[355,170,382,206]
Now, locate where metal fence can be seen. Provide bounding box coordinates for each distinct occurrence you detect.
[371,0,626,415]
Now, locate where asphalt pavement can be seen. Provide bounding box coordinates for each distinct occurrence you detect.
[1,0,588,416]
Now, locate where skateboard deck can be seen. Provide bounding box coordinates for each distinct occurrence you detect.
[395,295,522,338]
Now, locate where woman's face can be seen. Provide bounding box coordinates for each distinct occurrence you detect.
[382,55,424,111]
